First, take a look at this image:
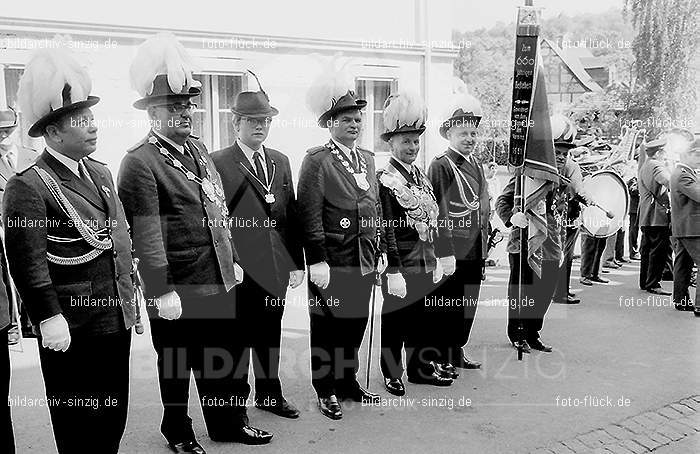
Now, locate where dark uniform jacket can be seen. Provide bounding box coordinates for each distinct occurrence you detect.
[211,142,304,295]
[3,151,136,335]
[427,148,489,260]
[118,132,238,310]
[297,139,383,275]
[670,163,700,238]
[0,240,11,331]
[378,158,438,275]
[638,158,670,227]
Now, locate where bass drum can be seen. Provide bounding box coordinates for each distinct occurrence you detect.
[580,170,629,238]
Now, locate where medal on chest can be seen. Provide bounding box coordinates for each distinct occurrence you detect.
[238,157,277,204]
[328,141,370,192]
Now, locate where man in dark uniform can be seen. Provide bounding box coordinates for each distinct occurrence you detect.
[118,34,271,454]
[670,138,700,316]
[376,91,453,396]
[496,118,571,353]
[4,47,137,454]
[0,193,14,454]
[427,87,488,376]
[300,69,385,420]
[638,138,672,295]
[211,73,303,419]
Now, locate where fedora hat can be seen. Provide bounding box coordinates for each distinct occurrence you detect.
[28,84,99,137]
[317,91,366,128]
[231,70,279,118]
[133,74,200,110]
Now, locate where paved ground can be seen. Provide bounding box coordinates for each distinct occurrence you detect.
[9,257,700,453]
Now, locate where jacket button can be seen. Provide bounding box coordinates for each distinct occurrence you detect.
[113,251,118,257]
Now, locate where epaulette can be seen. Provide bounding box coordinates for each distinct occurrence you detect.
[307,145,328,155]
[126,136,150,153]
[84,155,107,166]
[358,146,375,156]
[16,163,37,176]
[434,153,448,160]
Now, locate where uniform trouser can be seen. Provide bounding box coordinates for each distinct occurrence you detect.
[2,326,14,454]
[38,329,131,454]
[554,227,579,302]
[308,268,374,398]
[507,255,559,344]
[673,237,700,309]
[629,213,640,256]
[433,258,483,365]
[580,233,607,278]
[380,271,438,381]
[150,292,248,443]
[639,226,672,290]
[603,229,625,263]
[235,277,285,401]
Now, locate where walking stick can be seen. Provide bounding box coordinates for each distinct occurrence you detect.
[365,228,383,390]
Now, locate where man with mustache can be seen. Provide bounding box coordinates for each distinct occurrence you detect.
[300,66,386,420]
[4,45,137,454]
[118,34,270,454]
[427,82,489,378]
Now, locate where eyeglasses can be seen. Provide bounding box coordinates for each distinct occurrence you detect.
[154,103,198,114]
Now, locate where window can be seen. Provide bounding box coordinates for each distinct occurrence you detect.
[355,78,396,156]
[192,74,245,151]
[1,66,39,148]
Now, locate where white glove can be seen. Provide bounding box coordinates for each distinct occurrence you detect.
[157,291,182,320]
[289,270,305,289]
[387,273,407,298]
[233,262,244,283]
[432,259,444,283]
[376,253,388,275]
[439,256,456,276]
[40,314,71,352]
[310,261,330,289]
[510,212,528,228]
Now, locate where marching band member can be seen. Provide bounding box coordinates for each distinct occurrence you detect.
[428,80,488,376]
[4,43,137,454]
[211,73,304,419]
[299,63,385,420]
[638,138,673,296]
[377,91,453,396]
[118,34,269,453]
[670,138,700,316]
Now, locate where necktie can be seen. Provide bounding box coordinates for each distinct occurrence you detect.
[78,160,98,193]
[253,151,266,182]
[350,149,359,172]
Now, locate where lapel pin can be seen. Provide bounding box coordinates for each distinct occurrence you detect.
[101,185,111,198]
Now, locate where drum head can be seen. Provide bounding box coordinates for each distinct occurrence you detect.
[581,170,630,238]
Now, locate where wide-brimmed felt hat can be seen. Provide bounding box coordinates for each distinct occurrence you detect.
[317,91,367,128]
[28,84,100,138]
[439,109,482,139]
[133,74,200,110]
[231,70,279,118]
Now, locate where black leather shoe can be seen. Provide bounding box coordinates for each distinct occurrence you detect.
[553,295,580,304]
[454,354,481,369]
[255,396,300,419]
[511,340,531,354]
[407,372,453,386]
[579,277,593,286]
[168,440,206,454]
[432,361,458,379]
[647,286,671,296]
[568,291,577,297]
[384,378,405,396]
[675,303,694,311]
[337,385,379,403]
[318,396,342,420]
[528,339,553,352]
[590,275,609,283]
[228,425,273,445]
[694,309,700,317]
[617,257,631,263]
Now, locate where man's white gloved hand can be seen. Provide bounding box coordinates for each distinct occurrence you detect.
[439,256,456,276]
[309,261,330,289]
[376,253,388,275]
[386,273,407,298]
[40,314,71,352]
[432,259,444,283]
[157,291,182,320]
[510,212,528,229]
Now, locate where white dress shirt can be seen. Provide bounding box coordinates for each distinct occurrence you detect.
[331,137,359,169]
[237,139,269,181]
[45,146,96,186]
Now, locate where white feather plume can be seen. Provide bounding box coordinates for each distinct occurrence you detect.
[17,35,92,127]
[383,90,426,132]
[442,77,482,121]
[305,56,355,119]
[129,32,202,97]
